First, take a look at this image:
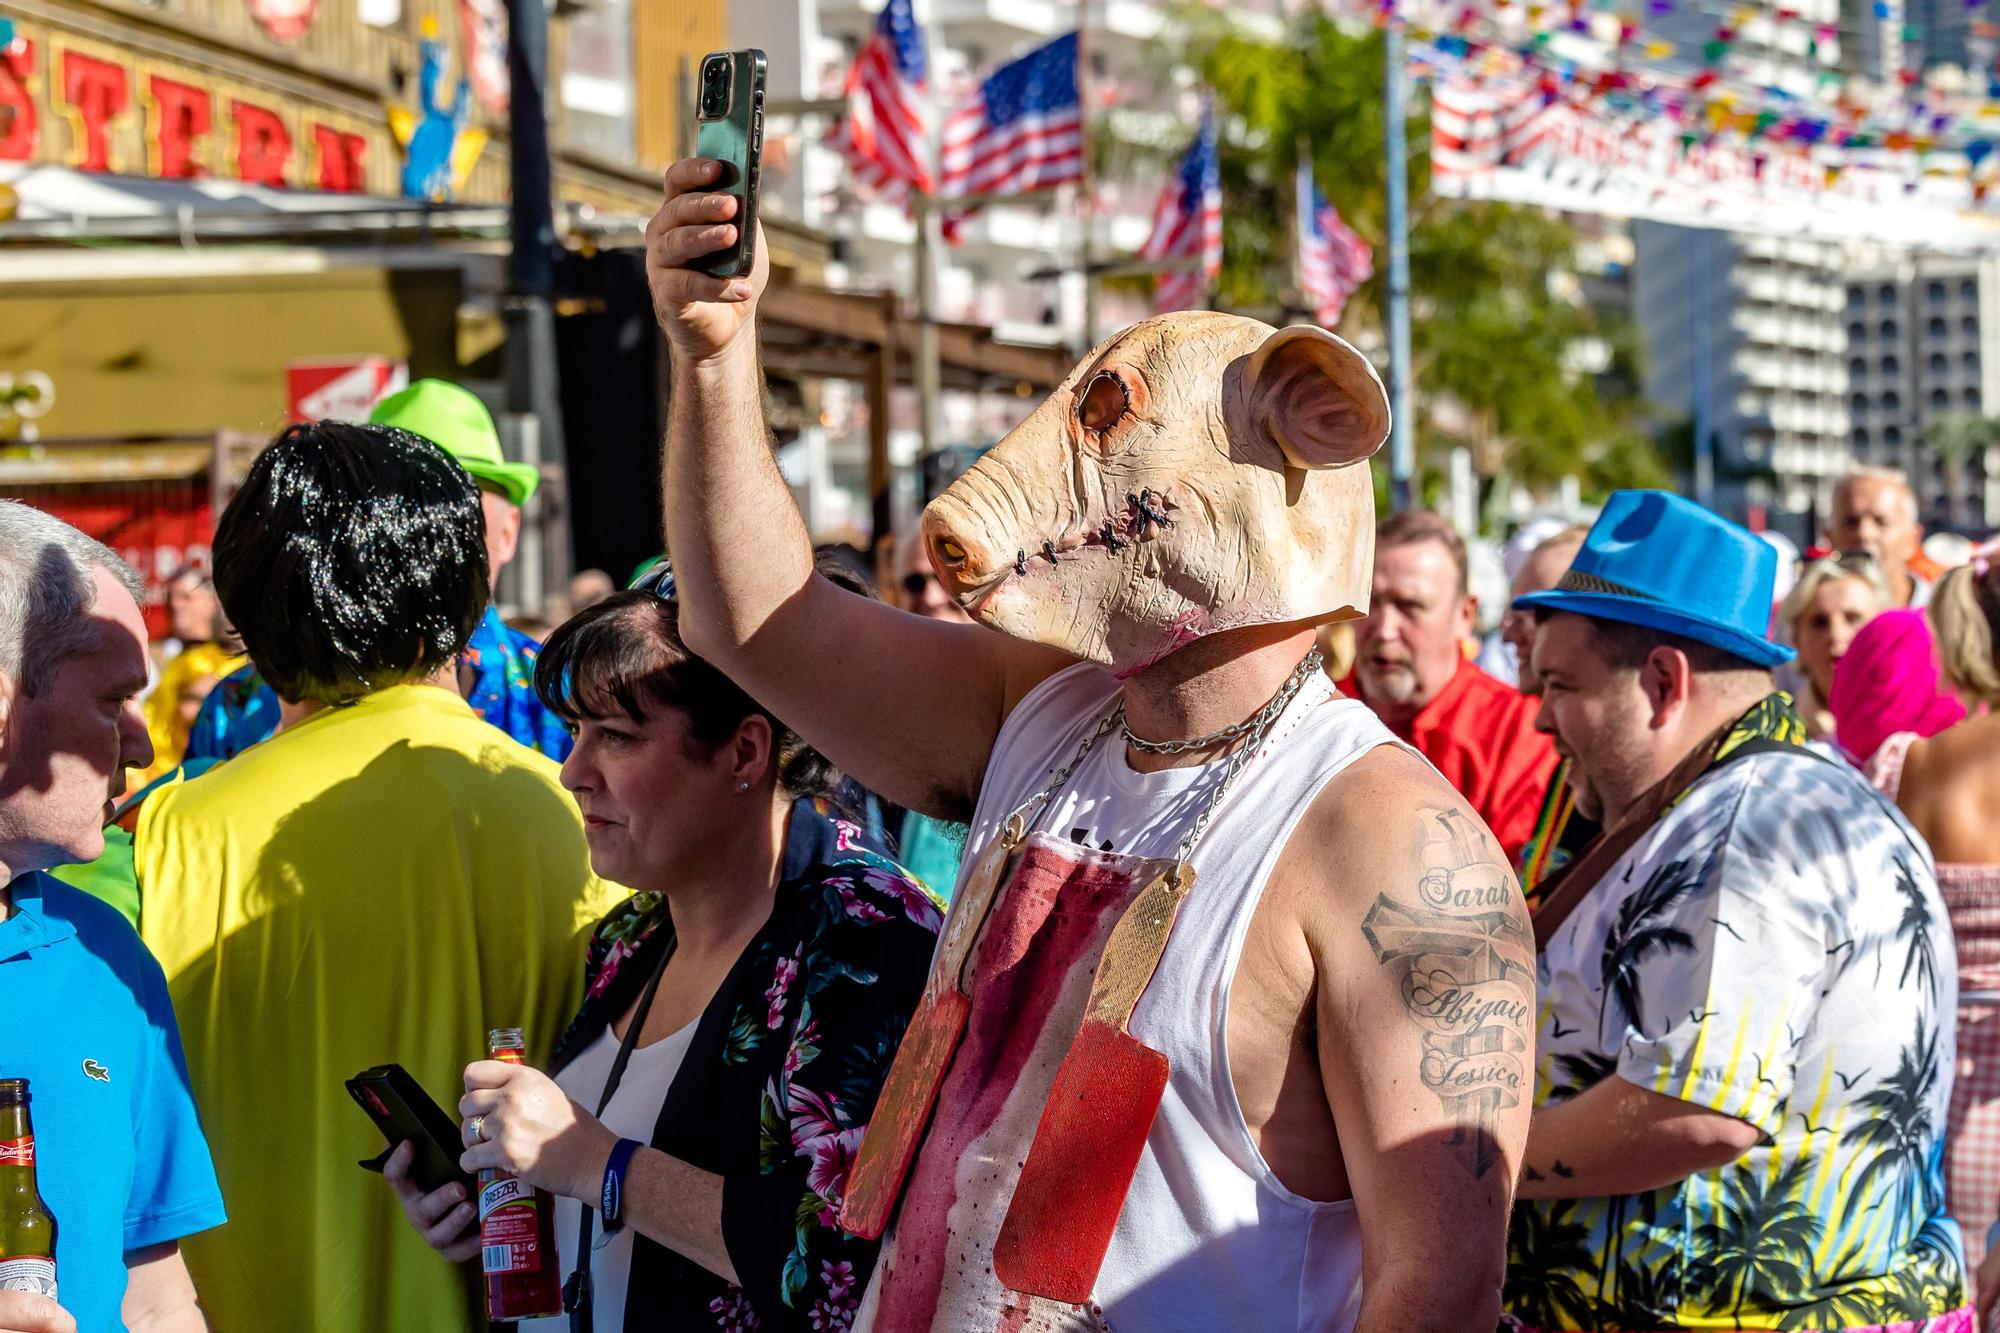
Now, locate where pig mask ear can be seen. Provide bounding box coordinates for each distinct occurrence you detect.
[1242,325,1391,471]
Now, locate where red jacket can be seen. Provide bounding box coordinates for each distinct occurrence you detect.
[1344,656,1559,864]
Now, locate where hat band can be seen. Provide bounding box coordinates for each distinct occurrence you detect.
[1555,570,1656,600]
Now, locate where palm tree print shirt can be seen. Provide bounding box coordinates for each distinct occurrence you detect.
[1511,749,1968,1329]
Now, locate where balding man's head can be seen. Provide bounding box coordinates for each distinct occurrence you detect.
[1829,467,1922,604]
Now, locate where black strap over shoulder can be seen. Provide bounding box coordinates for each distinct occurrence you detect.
[564,941,675,1332]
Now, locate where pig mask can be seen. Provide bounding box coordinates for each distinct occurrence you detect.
[922,313,1391,676]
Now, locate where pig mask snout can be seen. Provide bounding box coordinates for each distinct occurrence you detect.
[921,314,1391,671]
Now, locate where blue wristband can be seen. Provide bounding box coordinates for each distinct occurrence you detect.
[600,1138,643,1234]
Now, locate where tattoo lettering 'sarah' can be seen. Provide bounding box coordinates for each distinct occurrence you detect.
[1360,807,1536,1179]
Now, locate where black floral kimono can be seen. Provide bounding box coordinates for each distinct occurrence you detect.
[549,800,942,1332]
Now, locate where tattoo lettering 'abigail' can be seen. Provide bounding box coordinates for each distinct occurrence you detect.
[1360,807,1536,1178]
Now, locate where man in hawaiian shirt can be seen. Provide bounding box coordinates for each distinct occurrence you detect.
[1508,490,1967,1331]
[185,380,570,761]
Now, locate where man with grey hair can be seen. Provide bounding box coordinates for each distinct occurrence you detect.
[0,501,224,1333]
[1829,465,1933,607]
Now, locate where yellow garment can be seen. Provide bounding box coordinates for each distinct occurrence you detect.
[140,643,244,782]
[136,684,625,1333]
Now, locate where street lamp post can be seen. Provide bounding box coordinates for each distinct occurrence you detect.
[1383,20,1417,511]
[503,0,567,613]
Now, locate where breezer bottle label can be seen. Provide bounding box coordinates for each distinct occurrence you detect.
[477,1177,543,1275]
[0,1256,56,1298]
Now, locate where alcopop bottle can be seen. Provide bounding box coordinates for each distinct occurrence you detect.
[0,1079,57,1300]
[478,1029,562,1320]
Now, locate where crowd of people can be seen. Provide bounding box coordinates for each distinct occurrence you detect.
[4,154,2000,1333]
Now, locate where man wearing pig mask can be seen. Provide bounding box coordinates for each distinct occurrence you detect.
[641,158,1533,1333]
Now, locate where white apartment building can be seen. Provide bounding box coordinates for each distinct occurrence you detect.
[735,0,1184,537]
[1632,223,1853,530]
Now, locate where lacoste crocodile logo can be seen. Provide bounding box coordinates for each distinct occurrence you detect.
[82,1060,109,1083]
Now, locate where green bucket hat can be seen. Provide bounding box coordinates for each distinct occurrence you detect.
[369,378,540,507]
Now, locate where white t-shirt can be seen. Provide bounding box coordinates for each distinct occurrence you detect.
[520,1020,698,1331]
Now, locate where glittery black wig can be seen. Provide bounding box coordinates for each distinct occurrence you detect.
[214,421,490,707]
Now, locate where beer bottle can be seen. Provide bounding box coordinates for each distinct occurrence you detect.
[477,1029,561,1321]
[0,1079,56,1300]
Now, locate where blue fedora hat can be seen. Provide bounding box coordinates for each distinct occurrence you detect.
[1512,490,1795,667]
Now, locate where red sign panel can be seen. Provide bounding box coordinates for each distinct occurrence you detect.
[30,478,214,639]
[286,357,407,424]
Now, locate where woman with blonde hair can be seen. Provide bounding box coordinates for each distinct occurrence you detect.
[1886,550,2000,1316]
[1775,552,1890,740]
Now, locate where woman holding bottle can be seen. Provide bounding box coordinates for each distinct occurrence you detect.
[385,581,940,1331]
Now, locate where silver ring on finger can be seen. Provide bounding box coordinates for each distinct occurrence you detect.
[466,1114,486,1145]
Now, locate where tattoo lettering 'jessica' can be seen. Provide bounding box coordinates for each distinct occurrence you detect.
[1360,807,1535,1179]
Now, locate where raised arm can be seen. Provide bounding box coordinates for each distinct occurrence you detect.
[644,159,1072,820]
[1293,750,1535,1332]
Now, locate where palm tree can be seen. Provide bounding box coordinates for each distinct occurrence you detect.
[1891,853,1940,1002]
[1844,1017,1941,1240]
[1691,1157,1824,1319]
[1917,413,2000,529]
[1598,856,1705,1035]
[1597,1257,1683,1329]
[1505,1199,1601,1327]
[1172,10,1670,499]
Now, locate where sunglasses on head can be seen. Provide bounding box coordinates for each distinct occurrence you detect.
[629,558,678,601]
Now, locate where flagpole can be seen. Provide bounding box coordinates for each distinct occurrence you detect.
[915,3,943,469]
[1077,2,1099,353]
[1383,17,1417,512]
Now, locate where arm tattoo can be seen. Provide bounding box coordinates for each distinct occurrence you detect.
[1359,807,1535,1178]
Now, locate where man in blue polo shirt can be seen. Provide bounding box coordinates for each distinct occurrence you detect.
[0,501,225,1333]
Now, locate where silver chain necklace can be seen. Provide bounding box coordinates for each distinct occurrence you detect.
[1010,646,1325,866]
[1120,649,1324,755]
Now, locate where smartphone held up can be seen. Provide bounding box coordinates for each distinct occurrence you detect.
[691,48,766,280]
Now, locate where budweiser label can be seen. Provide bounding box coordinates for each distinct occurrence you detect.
[478,1178,542,1275]
[0,1137,31,1167]
[0,1257,56,1298]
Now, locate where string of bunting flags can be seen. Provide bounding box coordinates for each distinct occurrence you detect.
[1371,0,2000,242]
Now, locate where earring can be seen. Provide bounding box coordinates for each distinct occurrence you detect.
[737,781,750,792]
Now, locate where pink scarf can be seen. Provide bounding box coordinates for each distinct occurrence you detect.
[1830,607,1966,766]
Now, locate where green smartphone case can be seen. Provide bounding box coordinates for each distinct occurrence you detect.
[692,48,766,280]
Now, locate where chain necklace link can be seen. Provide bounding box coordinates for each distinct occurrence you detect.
[1007,646,1325,868]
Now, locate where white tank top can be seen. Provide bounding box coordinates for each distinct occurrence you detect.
[854,661,1408,1333]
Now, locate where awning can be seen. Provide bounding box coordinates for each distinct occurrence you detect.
[0,441,214,486]
[760,273,1076,392]
[0,164,507,243]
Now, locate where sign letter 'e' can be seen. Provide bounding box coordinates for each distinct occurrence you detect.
[148,76,211,178]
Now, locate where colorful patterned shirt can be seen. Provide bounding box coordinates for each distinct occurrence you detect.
[461,605,571,760]
[184,606,571,762]
[1511,747,1967,1329]
[550,803,941,1332]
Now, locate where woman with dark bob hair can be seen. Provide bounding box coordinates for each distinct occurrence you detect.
[387,582,941,1331]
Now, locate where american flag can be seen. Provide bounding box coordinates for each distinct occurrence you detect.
[1296,160,1372,328]
[938,32,1083,209]
[1141,107,1221,313]
[827,0,933,203]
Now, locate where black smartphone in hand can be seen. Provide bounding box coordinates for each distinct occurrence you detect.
[347,1063,474,1197]
[691,48,766,279]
